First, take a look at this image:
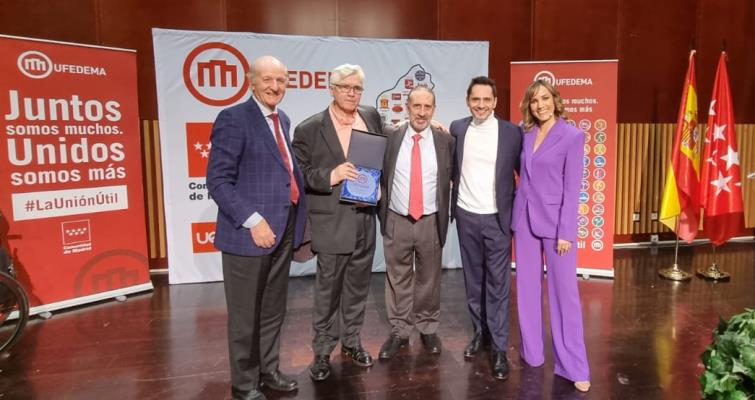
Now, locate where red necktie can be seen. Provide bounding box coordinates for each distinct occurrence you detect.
[408,133,423,220]
[270,113,299,204]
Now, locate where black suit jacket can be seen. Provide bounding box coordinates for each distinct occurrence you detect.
[292,105,383,254]
[450,116,522,233]
[379,124,455,246]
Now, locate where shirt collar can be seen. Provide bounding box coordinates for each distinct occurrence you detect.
[252,93,276,116]
[407,124,431,139]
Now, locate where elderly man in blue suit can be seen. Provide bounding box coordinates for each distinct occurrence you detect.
[207,55,307,400]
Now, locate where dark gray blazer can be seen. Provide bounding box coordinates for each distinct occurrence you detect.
[378,124,455,246]
[292,105,383,254]
[449,116,522,234]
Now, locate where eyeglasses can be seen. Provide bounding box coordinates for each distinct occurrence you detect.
[332,84,364,94]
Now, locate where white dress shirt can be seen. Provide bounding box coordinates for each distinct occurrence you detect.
[389,125,438,216]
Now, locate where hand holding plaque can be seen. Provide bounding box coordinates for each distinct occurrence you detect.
[340,129,388,205]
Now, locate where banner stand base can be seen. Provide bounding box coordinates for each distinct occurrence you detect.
[26,283,154,318]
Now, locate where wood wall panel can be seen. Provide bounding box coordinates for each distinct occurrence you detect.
[736,125,755,228]
[226,0,338,35]
[0,0,98,44]
[141,121,167,265]
[338,0,438,39]
[696,0,755,123]
[532,0,618,61]
[617,0,699,123]
[439,0,531,118]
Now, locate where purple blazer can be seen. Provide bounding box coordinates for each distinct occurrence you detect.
[511,118,584,242]
[207,97,307,256]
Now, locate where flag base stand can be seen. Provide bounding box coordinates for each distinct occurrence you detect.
[697,244,731,281]
[659,264,692,281]
[658,223,691,281]
[696,263,730,281]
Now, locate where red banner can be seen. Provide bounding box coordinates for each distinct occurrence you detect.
[0,35,151,309]
[510,61,618,275]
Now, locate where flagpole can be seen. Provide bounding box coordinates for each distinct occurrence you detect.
[659,217,692,281]
[697,243,730,280]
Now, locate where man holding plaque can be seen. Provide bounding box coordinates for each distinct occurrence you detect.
[377,86,454,359]
[292,64,383,382]
[450,76,522,380]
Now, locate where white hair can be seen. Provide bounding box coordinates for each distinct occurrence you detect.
[330,64,365,85]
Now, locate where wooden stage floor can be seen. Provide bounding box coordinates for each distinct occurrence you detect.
[1,242,753,399]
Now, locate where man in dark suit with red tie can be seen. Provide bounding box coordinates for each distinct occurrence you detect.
[377,86,454,359]
[207,55,307,400]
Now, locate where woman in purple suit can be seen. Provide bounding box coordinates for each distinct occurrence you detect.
[511,80,591,392]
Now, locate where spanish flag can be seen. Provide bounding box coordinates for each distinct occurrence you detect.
[659,50,701,242]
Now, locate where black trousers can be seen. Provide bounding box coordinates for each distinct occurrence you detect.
[312,211,376,355]
[222,206,296,392]
[455,207,512,352]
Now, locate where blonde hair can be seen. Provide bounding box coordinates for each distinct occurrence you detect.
[519,80,568,131]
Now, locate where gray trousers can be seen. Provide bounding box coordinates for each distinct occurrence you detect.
[383,210,442,338]
[222,207,295,392]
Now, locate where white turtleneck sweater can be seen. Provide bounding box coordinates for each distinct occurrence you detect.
[457,115,498,214]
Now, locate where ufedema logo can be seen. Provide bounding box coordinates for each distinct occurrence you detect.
[533,70,593,86]
[183,42,250,106]
[533,70,556,85]
[17,50,107,79]
[18,50,53,79]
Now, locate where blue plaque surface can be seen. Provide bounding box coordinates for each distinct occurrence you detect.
[340,166,381,205]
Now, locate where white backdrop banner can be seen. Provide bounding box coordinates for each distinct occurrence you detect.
[152,28,488,284]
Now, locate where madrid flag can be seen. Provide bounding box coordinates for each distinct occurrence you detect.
[699,52,745,246]
[659,50,701,242]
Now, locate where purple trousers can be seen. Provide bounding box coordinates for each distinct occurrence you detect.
[514,211,590,382]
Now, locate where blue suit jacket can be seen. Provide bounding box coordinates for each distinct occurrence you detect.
[450,116,522,233]
[207,97,307,256]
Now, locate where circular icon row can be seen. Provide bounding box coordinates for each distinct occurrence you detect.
[583,154,607,167]
[577,118,608,133]
[584,131,607,144]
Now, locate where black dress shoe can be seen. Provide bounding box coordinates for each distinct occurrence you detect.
[342,343,374,367]
[379,334,409,359]
[260,370,298,392]
[231,388,267,400]
[464,332,483,358]
[491,351,509,380]
[420,333,442,354]
[309,354,331,381]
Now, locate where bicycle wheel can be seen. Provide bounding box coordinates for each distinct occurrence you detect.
[0,271,29,353]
